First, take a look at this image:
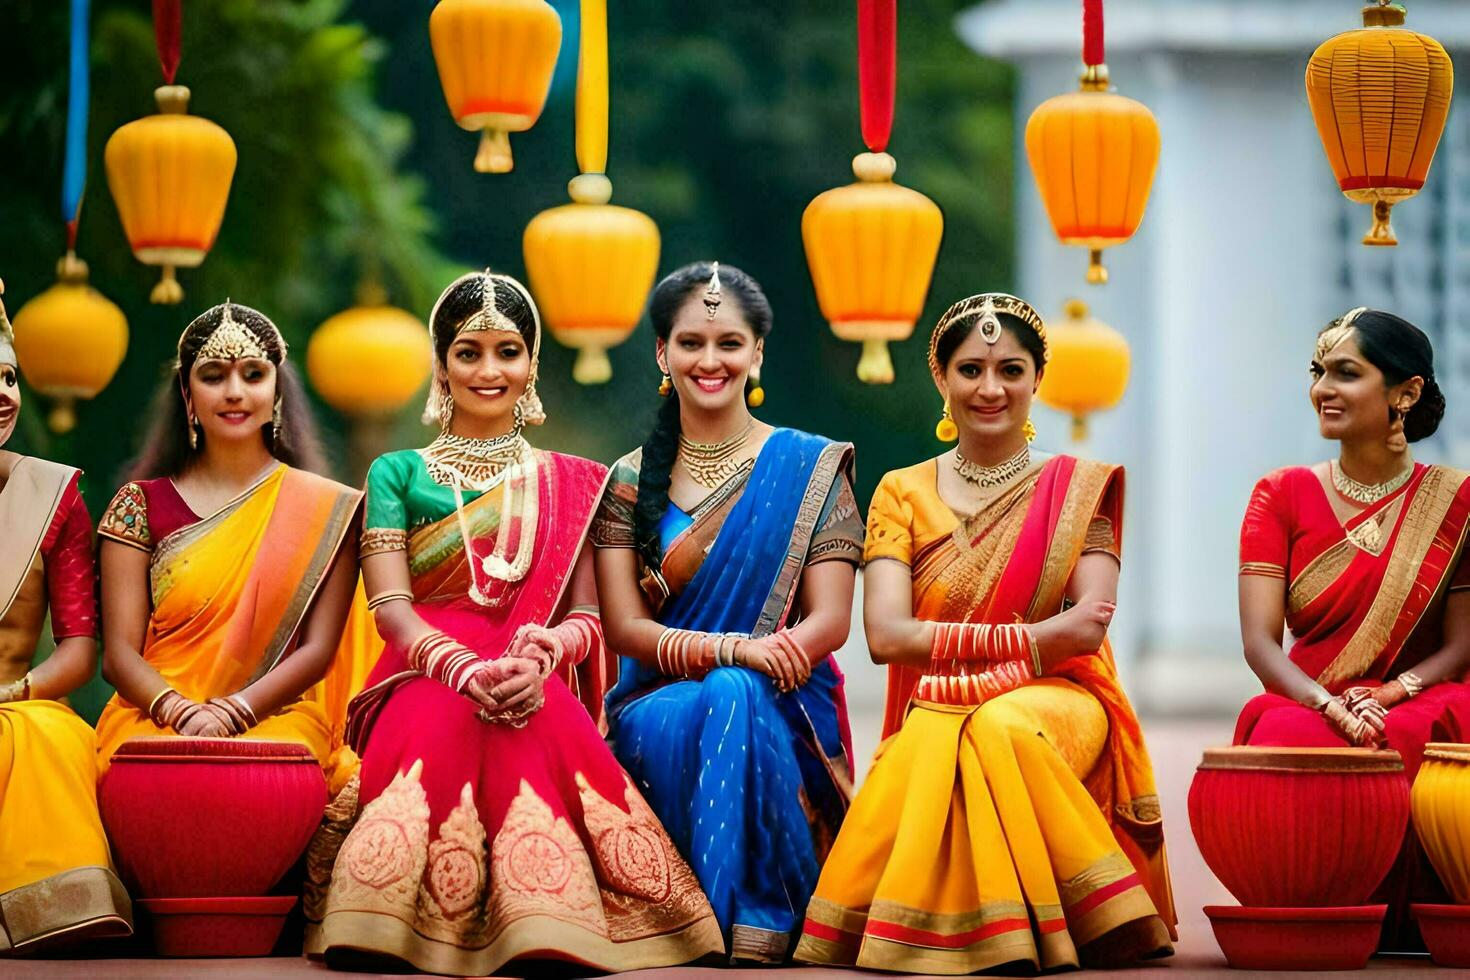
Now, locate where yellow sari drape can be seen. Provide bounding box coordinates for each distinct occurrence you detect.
[96,466,374,793]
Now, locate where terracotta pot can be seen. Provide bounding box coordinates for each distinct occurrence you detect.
[138,896,296,957]
[1204,904,1384,971]
[1410,742,1470,903]
[1188,746,1409,906]
[99,737,326,899]
[1411,903,1470,967]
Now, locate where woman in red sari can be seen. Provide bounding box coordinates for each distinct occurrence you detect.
[308,271,720,974]
[1234,308,1470,948]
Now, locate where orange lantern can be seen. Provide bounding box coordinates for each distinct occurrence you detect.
[307,286,432,418]
[1306,2,1453,246]
[1025,0,1159,286]
[10,257,129,433]
[523,0,659,384]
[430,0,562,174]
[1037,299,1129,441]
[803,0,942,385]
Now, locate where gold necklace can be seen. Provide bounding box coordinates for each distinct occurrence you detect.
[1331,458,1413,505]
[954,444,1031,488]
[420,430,527,491]
[450,448,540,607]
[678,420,753,489]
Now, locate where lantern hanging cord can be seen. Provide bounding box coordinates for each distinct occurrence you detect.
[574,0,609,176]
[1082,0,1105,67]
[857,0,896,153]
[153,0,182,84]
[62,0,91,250]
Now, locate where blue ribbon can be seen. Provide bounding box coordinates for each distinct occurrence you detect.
[61,0,90,232]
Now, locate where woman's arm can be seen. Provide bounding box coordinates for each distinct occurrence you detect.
[1368,591,1470,708]
[778,559,855,660]
[593,546,666,664]
[1028,552,1119,670]
[863,558,934,665]
[99,539,172,708]
[1239,574,1331,706]
[28,638,95,702]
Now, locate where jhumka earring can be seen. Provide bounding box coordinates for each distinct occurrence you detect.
[658,373,672,397]
[1387,402,1408,453]
[438,388,456,432]
[935,403,958,442]
[271,398,282,442]
[187,413,200,451]
[747,367,765,409]
[1023,418,1038,443]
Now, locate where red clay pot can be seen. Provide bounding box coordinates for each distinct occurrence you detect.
[1204,904,1384,971]
[99,737,327,898]
[138,895,296,957]
[1188,746,1408,906]
[1411,903,1470,967]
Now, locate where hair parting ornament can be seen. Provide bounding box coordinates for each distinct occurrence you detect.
[927,292,1049,379]
[702,261,723,320]
[181,301,286,365]
[1315,306,1365,365]
[422,269,546,430]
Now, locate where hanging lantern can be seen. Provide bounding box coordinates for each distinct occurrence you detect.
[524,0,659,384]
[105,1,236,304]
[307,286,432,418]
[803,0,943,384]
[1037,299,1129,441]
[1025,0,1160,286]
[11,256,129,434]
[429,0,562,174]
[1306,2,1453,246]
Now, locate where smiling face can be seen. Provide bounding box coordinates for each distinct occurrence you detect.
[0,359,18,448]
[939,326,1040,443]
[186,357,277,449]
[657,293,763,412]
[1310,329,1420,443]
[444,329,531,433]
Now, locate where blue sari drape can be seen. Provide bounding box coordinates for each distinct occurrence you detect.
[607,429,853,953]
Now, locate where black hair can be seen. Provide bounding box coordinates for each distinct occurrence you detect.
[430,273,539,367]
[934,311,1046,373]
[633,261,772,570]
[126,302,327,480]
[1331,309,1445,443]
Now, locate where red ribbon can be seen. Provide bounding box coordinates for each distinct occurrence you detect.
[857,0,895,153]
[153,0,182,84]
[1082,0,1104,67]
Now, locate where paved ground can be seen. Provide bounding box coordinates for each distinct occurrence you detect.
[7,716,1444,978]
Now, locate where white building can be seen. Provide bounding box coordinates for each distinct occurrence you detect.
[957,0,1470,713]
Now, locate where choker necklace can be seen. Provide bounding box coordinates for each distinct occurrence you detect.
[954,444,1031,488]
[1331,458,1413,505]
[678,420,754,489]
[421,430,529,491]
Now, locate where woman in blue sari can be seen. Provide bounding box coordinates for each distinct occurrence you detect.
[593,261,862,962]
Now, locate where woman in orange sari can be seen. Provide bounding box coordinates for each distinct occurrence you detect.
[0,288,131,952]
[795,293,1175,974]
[95,302,369,795]
[1233,308,1470,947]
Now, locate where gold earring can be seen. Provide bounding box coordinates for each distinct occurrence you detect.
[438,388,455,431]
[1387,402,1408,453]
[935,404,958,442]
[271,398,282,442]
[658,373,672,397]
[1023,418,1037,443]
[187,413,199,451]
[746,367,765,409]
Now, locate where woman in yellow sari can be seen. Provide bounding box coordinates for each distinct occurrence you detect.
[795,293,1175,974]
[0,288,131,952]
[95,302,370,795]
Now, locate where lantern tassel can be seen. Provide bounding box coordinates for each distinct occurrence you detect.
[573,346,613,385]
[152,265,183,305]
[49,396,79,435]
[857,0,896,153]
[152,0,182,84]
[474,128,513,174]
[856,338,896,385]
[575,0,609,176]
[1364,201,1398,246]
[1071,415,1090,442]
[1087,249,1108,285]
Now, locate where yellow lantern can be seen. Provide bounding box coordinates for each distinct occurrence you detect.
[1306,2,1453,246]
[803,153,944,384]
[1037,298,1130,441]
[429,0,562,174]
[105,85,236,304]
[523,0,659,384]
[306,287,432,418]
[10,255,129,433]
[1025,67,1160,286]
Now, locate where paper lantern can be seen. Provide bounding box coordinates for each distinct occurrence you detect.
[1306,2,1453,246]
[10,255,128,433]
[803,0,942,384]
[307,290,431,417]
[105,86,236,304]
[429,0,562,174]
[1188,746,1408,907]
[523,0,659,384]
[1024,0,1158,286]
[1037,298,1130,440]
[1411,742,1470,904]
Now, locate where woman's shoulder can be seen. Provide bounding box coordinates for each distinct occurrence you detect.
[1042,452,1122,480]
[283,464,362,501]
[1253,464,1318,494]
[874,457,938,498]
[607,447,643,486]
[768,426,852,456]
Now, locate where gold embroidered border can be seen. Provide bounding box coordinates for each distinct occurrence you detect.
[1027,461,1118,622]
[1059,852,1137,910]
[868,897,1030,934]
[0,866,133,951]
[856,931,1038,975]
[1287,540,1354,617]
[0,457,73,622]
[360,527,408,557]
[1320,468,1468,687]
[933,481,1035,622]
[1239,561,1285,579]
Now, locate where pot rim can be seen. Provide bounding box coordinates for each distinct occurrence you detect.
[1198,746,1404,773]
[1423,743,1470,764]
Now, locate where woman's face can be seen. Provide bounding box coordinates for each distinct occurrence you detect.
[186,356,277,449]
[0,360,19,449]
[940,325,1039,443]
[444,328,531,431]
[657,293,762,413]
[1310,330,1418,443]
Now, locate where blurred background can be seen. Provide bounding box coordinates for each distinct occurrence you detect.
[3,0,1470,734]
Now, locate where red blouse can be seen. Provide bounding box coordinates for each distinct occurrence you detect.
[97,478,203,553]
[43,474,98,640]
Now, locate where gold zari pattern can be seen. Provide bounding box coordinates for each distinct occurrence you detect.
[678,420,754,490]
[360,528,408,557]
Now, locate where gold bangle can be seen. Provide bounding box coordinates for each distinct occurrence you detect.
[1024,628,1042,677]
[366,589,414,611]
[147,687,176,726]
[1399,671,1425,699]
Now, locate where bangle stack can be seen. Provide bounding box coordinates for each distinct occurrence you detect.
[933,621,1038,671]
[655,629,736,677]
[1398,671,1426,699]
[409,630,482,692]
[366,589,415,612]
[207,695,259,735]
